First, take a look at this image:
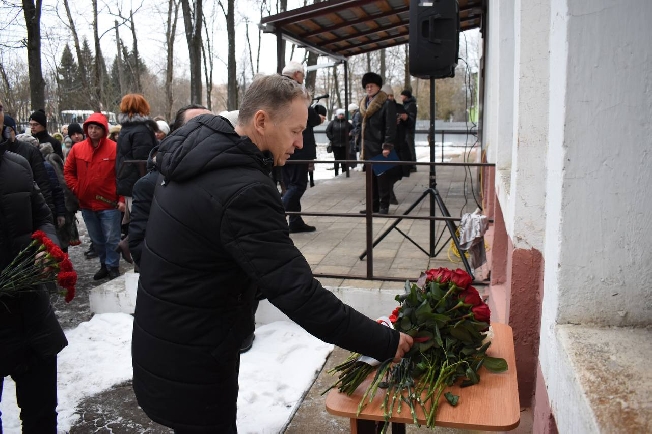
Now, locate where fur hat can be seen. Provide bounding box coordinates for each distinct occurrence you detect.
[400,89,413,99]
[16,133,38,147]
[361,72,383,89]
[155,120,170,135]
[3,115,16,133]
[381,84,394,96]
[109,124,122,135]
[313,104,328,117]
[29,109,47,128]
[68,123,83,136]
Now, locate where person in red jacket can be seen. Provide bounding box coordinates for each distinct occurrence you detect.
[64,112,125,280]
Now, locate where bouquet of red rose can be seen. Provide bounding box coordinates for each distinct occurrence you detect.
[0,230,77,303]
[324,268,507,431]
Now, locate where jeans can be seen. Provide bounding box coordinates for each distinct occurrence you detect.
[282,163,308,228]
[81,208,122,268]
[0,356,58,434]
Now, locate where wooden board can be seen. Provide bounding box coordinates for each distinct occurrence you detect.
[325,323,520,431]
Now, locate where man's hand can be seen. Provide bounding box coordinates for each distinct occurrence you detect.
[382,149,390,157]
[399,113,408,121]
[35,251,53,274]
[117,202,126,213]
[393,332,414,362]
[57,216,66,228]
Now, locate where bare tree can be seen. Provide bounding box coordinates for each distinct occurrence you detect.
[129,9,143,93]
[62,0,91,104]
[91,0,104,109]
[22,0,45,109]
[217,0,237,110]
[114,20,125,96]
[180,0,203,104]
[201,6,216,110]
[165,0,181,120]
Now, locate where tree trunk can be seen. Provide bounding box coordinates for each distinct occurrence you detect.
[92,0,104,110]
[130,10,143,93]
[115,21,125,96]
[181,0,203,104]
[226,0,237,110]
[63,0,90,104]
[201,10,214,110]
[366,52,371,72]
[380,48,386,83]
[404,45,411,91]
[22,0,45,110]
[165,0,180,121]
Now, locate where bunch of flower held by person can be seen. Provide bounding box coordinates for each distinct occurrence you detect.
[325,267,507,431]
[0,230,77,302]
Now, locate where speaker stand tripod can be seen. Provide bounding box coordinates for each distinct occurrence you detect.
[359,77,474,279]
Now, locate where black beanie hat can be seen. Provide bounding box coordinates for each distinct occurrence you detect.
[29,109,47,128]
[400,90,413,99]
[361,72,383,89]
[68,123,83,136]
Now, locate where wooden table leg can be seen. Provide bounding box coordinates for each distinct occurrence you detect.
[350,419,407,434]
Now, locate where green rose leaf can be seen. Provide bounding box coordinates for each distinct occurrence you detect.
[465,367,480,384]
[449,325,474,344]
[444,392,459,406]
[483,356,508,372]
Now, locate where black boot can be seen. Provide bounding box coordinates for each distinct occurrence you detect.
[93,264,109,280]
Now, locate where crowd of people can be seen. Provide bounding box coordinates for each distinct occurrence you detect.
[0,67,418,433]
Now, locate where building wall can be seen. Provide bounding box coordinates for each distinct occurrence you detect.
[484,0,652,431]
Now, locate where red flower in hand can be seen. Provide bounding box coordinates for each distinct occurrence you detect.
[389,314,398,323]
[458,286,482,306]
[472,303,491,323]
[450,269,473,289]
[31,230,47,243]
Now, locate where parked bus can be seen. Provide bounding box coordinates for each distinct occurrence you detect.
[60,110,117,126]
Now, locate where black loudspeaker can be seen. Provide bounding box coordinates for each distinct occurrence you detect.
[409,0,460,79]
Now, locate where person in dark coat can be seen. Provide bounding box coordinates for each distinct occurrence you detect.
[0,106,68,433]
[131,74,413,434]
[400,90,418,171]
[281,61,324,233]
[326,108,353,175]
[348,103,361,168]
[4,115,56,220]
[115,94,158,208]
[28,109,63,159]
[358,72,397,214]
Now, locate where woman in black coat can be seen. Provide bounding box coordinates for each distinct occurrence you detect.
[0,131,68,433]
[358,72,396,214]
[326,108,352,175]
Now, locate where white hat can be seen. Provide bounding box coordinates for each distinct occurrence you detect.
[336,109,345,116]
[381,84,394,95]
[348,103,359,112]
[281,61,305,76]
[156,120,170,135]
[219,110,239,127]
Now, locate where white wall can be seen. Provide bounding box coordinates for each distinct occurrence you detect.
[544,0,652,327]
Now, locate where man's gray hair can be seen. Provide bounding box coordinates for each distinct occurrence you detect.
[281,61,304,77]
[238,74,310,124]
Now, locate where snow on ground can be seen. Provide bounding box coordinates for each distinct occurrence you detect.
[0,314,333,434]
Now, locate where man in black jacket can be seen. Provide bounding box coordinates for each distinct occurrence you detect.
[4,114,56,221]
[132,74,413,434]
[0,104,68,433]
[29,109,63,159]
[281,61,324,233]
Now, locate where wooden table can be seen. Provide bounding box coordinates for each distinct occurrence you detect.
[326,323,520,433]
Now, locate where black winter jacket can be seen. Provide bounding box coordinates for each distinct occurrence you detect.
[0,142,67,375]
[402,96,418,135]
[7,140,55,218]
[33,130,63,160]
[132,115,399,431]
[116,114,158,197]
[289,106,321,161]
[326,118,353,148]
[128,146,159,266]
[360,93,397,158]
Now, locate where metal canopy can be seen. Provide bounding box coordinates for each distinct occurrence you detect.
[260,0,485,60]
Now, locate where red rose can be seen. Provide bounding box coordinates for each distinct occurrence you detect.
[472,303,491,323]
[458,286,482,306]
[450,269,473,289]
[426,268,453,284]
[389,314,398,323]
[391,307,400,316]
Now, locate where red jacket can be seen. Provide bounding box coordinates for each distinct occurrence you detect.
[64,113,124,211]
